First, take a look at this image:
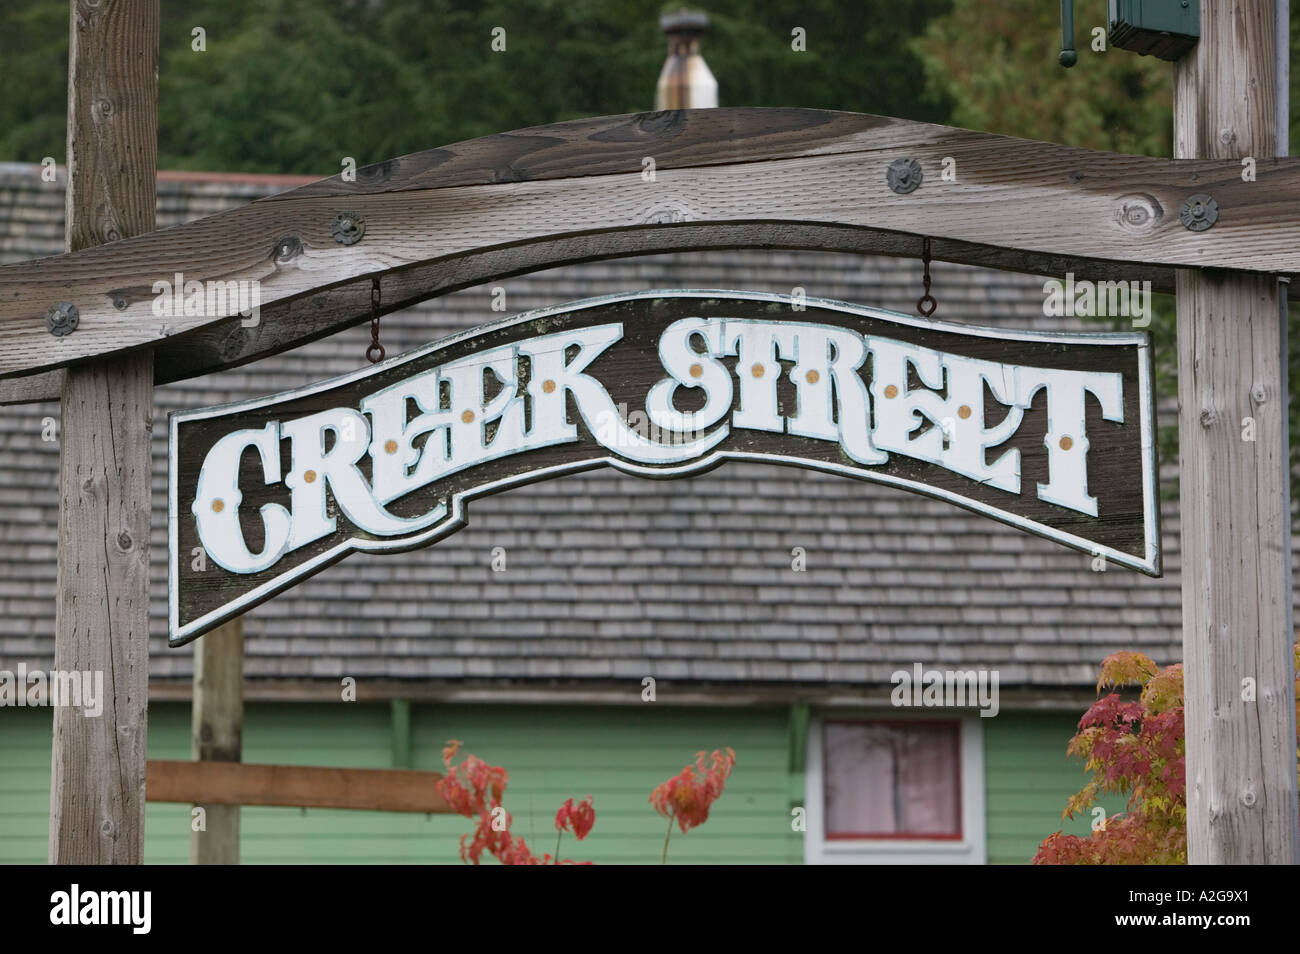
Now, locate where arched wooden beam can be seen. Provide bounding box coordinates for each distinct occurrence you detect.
[1,107,1297,385]
[156,223,1186,386]
[0,223,1180,404]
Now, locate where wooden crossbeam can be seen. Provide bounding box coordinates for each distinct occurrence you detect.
[0,224,1189,406]
[147,760,454,813]
[2,107,1299,389]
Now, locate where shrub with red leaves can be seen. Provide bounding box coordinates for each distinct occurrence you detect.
[435,742,739,864]
[1034,644,1300,865]
[649,748,736,863]
[436,740,592,865]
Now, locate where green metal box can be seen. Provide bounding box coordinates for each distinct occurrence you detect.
[1108,0,1199,61]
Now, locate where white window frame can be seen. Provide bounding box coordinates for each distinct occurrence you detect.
[804,712,986,865]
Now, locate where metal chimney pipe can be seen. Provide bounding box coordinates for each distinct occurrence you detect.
[655,9,718,109]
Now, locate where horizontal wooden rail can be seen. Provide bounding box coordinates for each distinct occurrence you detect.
[3,107,1298,388]
[146,759,454,813]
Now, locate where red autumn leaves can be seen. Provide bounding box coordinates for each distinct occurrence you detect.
[1034,650,1190,865]
[1035,642,1300,864]
[435,740,735,864]
[555,795,596,841]
[649,747,736,834]
[436,739,555,865]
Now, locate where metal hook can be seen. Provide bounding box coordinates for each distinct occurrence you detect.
[366,277,385,363]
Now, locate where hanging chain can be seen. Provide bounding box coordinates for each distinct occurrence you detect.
[916,237,938,318]
[366,276,386,363]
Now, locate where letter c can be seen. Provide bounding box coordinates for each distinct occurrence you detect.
[191,423,291,574]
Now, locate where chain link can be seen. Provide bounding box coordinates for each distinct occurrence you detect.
[366,276,385,363]
[916,237,938,318]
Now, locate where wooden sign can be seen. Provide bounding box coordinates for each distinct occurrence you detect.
[169,290,1158,644]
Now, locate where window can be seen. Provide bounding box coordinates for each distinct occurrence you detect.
[823,720,962,840]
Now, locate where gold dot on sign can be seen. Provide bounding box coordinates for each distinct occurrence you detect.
[384,439,398,455]
[1060,435,1074,450]
[304,470,317,484]
[211,499,224,513]
[957,405,972,420]
[689,363,703,379]
[541,379,556,394]
[751,363,765,379]
[806,369,820,384]
[884,384,899,399]
[461,410,476,424]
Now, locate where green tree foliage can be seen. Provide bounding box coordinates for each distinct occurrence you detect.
[1294,1,1300,152]
[918,0,1172,155]
[0,3,69,164]
[0,0,952,174]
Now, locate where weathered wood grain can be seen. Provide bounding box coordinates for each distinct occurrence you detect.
[147,761,454,813]
[272,108,899,197]
[190,616,243,865]
[0,370,61,405]
[48,0,157,867]
[51,351,155,864]
[1175,0,1300,865]
[2,107,1298,383]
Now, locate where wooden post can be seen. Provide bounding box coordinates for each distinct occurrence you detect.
[1174,0,1300,864]
[48,0,158,864]
[191,617,243,865]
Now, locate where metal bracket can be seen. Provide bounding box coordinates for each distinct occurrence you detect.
[1180,193,1218,231]
[46,301,79,336]
[331,212,365,246]
[1059,0,1078,67]
[887,158,923,195]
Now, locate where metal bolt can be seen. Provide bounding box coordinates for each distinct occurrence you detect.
[273,235,303,261]
[331,212,365,245]
[887,158,923,195]
[1180,193,1218,231]
[45,302,79,336]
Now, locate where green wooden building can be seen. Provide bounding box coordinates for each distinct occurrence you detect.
[6,703,1122,864]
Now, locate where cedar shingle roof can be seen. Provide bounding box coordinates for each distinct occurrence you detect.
[0,166,1254,693]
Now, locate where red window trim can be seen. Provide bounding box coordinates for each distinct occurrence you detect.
[822,717,963,842]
